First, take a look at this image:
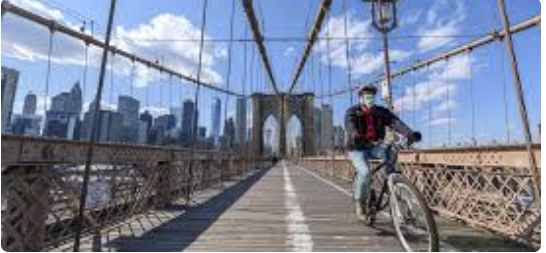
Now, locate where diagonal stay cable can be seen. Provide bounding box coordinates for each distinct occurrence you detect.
[1,1,242,97]
[287,0,333,95]
[316,15,541,99]
[240,0,280,94]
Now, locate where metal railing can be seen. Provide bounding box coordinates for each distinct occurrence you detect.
[298,144,541,247]
[1,135,270,251]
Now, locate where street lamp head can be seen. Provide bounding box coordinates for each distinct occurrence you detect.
[363,0,400,33]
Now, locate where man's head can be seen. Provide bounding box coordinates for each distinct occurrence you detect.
[358,85,378,108]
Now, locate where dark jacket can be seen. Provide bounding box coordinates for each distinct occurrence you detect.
[345,104,413,150]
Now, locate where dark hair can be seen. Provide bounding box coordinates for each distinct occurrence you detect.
[358,85,378,95]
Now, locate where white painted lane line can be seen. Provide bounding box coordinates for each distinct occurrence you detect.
[293,162,460,252]
[282,161,314,252]
[293,163,352,197]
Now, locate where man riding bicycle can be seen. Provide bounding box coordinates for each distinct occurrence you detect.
[345,84,422,221]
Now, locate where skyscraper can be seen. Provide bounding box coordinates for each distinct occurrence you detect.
[118,96,140,126]
[140,111,154,144]
[23,92,37,116]
[44,82,82,139]
[210,97,222,144]
[314,107,322,153]
[321,104,333,152]
[333,126,346,151]
[181,100,198,146]
[118,95,140,143]
[156,114,177,131]
[1,67,19,133]
[221,117,236,150]
[68,82,82,115]
[81,108,123,143]
[12,92,41,136]
[235,98,247,145]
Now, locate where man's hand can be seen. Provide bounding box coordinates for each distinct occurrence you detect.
[408,131,422,144]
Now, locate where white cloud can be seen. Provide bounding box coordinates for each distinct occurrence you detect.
[430,117,456,127]
[284,46,296,57]
[316,12,410,78]
[393,53,477,130]
[2,3,226,88]
[12,0,65,21]
[417,0,466,52]
[401,9,423,27]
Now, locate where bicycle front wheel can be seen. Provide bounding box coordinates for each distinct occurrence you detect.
[388,174,439,252]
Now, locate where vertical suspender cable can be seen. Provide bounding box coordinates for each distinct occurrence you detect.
[342,0,354,106]
[498,45,512,143]
[159,63,164,110]
[427,64,432,149]
[326,11,336,175]
[146,66,151,108]
[445,58,452,146]
[109,51,116,105]
[74,0,118,250]
[130,58,136,97]
[169,74,174,111]
[468,50,477,146]
[187,0,210,203]
[82,42,90,103]
[223,0,235,154]
[44,28,55,123]
[412,64,417,130]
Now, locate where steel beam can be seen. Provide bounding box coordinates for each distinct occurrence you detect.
[240,0,280,94]
[317,15,541,98]
[287,0,333,94]
[1,1,242,97]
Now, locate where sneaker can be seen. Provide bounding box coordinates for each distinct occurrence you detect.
[355,200,367,222]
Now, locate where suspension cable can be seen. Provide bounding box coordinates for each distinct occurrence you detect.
[109,51,116,105]
[44,27,55,120]
[223,0,236,151]
[187,0,209,202]
[129,58,136,97]
[326,10,337,165]
[342,0,354,106]
[158,58,164,110]
[445,57,452,146]
[146,65,150,108]
[412,62,417,130]
[169,74,174,111]
[498,44,512,143]
[82,42,90,103]
[468,50,477,146]
[427,64,432,148]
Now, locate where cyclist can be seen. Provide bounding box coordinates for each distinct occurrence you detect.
[345,84,422,221]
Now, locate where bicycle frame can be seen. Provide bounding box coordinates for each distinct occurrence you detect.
[368,145,401,213]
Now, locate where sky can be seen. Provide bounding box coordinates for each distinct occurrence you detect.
[0,0,541,148]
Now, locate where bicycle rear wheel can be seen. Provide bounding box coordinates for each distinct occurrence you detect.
[388,174,439,252]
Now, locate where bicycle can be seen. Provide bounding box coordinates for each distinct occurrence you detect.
[352,141,440,252]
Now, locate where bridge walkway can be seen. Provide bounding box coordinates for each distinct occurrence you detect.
[58,162,530,252]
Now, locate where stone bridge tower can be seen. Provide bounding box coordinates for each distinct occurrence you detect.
[252,93,315,157]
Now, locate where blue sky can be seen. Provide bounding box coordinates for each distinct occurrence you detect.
[1,0,541,147]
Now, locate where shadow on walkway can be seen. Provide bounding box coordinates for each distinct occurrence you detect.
[106,167,272,252]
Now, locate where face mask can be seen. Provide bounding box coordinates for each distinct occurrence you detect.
[360,94,376,108]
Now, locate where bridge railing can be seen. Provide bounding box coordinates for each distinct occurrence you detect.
[1,134,270,251]
[297,144,540,247]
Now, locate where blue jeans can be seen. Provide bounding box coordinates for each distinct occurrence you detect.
[348,146,388,201]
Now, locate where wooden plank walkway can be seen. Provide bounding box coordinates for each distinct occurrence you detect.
[60,161,532,252]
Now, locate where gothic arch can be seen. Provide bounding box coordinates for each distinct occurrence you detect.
[252,92,315,157]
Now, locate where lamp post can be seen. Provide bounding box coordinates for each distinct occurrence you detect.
[363,0,399,110]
